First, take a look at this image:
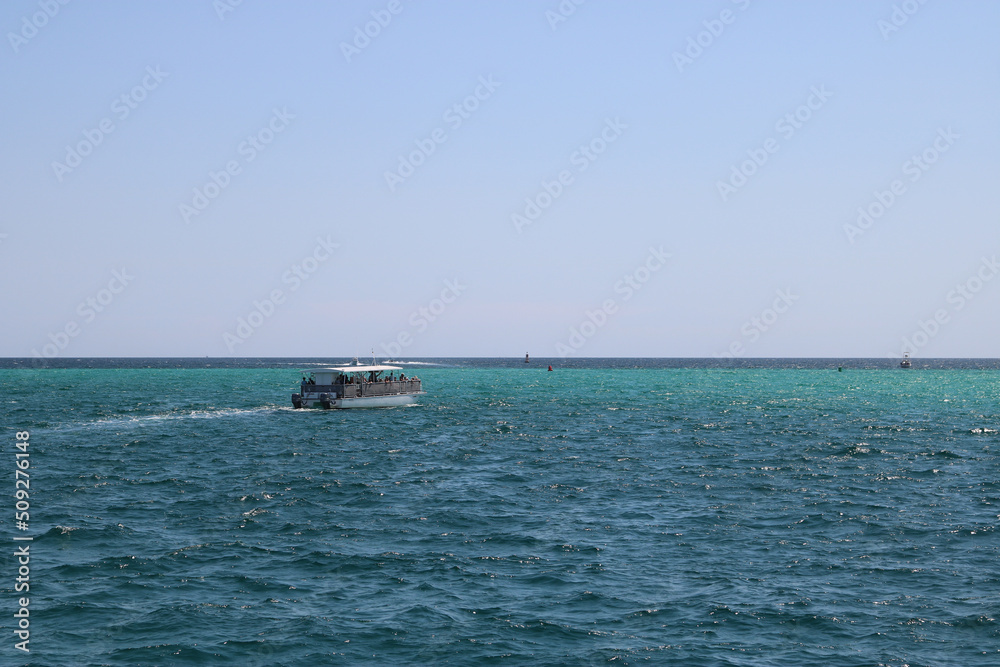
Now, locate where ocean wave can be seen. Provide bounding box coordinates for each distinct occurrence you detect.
[831,442,885,457]
[50,405,287,431]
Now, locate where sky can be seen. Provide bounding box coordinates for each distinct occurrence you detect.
[2,0,998,359]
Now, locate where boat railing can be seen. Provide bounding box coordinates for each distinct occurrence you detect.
[357,380,422,397]
[302,380,421,398]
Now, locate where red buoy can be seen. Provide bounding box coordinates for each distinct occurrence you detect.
[548,365,553,371]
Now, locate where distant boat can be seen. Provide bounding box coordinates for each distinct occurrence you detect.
[900,353,912,368]
[525,353,529,363]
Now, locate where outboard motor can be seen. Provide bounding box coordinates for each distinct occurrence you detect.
[291,393,302,409]
[319,393,333,409]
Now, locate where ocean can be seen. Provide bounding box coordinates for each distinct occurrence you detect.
[2,358,998,666]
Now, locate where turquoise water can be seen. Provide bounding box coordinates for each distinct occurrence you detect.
[2,362,999,665]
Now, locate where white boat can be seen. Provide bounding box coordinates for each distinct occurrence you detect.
[900,353,912,368]
[292,361,424,409]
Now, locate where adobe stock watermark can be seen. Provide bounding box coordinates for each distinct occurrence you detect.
[555,246,669,357]
[179,108,294,224]
[511,117,627,233]
[717,85,832,202]
[51,66,168,183]
[546,0,586,31]
[30,268,134,362]
[714,289,799,358]
[673,0,751,73]
[340,0,411,63]
[384,75,500,192]
[379,279,466,358]
[888,255,999,358]
[222,235,338,352]
[878,0,930,40]
[843,126,958,244]
[214,0,243,21]
[7,0,71,54]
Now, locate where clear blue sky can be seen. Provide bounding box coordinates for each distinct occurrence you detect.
[3,0,998,358]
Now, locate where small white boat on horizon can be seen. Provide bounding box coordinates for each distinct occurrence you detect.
[292,359,424,409]
[900,353,912,368]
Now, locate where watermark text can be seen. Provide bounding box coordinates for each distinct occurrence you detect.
[223,236,338,352]
[8,0,71,54]
[52,66,168,182]
[717,85,832,202]
[673,0,751,73]
[341,0,410,62]
[878,0,930,40]
[715,289,799,358]
[844,126,957,243]
[512,117,626,233]
[180,108,294,223]
[385,76,500,192]
[556,246,669,356]
[888,255,999,357]
[31,269,134,361]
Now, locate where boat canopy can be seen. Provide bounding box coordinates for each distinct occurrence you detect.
[303,365,402,374]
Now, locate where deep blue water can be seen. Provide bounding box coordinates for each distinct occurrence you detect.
[2,359,999,665]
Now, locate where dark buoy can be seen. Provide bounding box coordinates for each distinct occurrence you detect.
[548,365,553,371]
[838,366,843,372]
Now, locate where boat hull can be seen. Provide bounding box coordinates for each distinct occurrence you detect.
[297,392,423,409]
